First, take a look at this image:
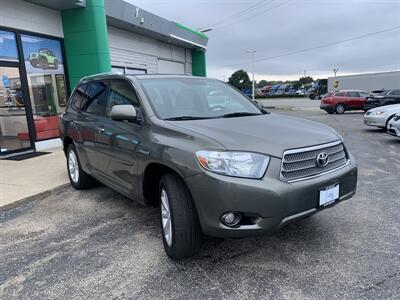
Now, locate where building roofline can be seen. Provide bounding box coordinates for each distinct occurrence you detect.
[104,0,208,50]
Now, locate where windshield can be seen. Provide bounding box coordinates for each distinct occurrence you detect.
[139,78,262,120]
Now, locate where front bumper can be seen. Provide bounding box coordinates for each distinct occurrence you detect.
[363,103,378,111]
[320,104,334,111]
[363,115,386,128]
[186,154,357,238]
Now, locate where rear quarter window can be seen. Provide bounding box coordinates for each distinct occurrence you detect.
[68,83,88,111]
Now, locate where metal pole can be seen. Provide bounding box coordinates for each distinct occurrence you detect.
[252,51,255,101]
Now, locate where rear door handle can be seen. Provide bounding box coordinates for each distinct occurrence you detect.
[97,127,105,133]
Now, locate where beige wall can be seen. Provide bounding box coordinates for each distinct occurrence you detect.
[0,0,63,37]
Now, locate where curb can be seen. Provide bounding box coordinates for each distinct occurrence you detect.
[0,183,70,212]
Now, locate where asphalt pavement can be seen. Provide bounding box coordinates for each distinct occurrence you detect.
[1,109,399,299]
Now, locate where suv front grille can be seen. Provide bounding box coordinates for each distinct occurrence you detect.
[280,141,348,182]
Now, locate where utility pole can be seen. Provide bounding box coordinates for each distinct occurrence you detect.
[246,49,256,100]
[333,68,339,77]
[304,70,307,77]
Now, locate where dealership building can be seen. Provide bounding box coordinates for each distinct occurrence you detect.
[0,0,208,157]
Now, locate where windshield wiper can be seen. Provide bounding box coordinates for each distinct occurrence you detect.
[218,112,262,118]
[164,116,212,121]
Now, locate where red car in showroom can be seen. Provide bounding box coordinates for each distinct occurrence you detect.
[320,90,369,114]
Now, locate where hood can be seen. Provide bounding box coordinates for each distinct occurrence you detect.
[167,113,340,158]
[368,104,400,113]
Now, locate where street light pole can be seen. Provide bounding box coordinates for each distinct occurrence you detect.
[246,49,256,100]
[333,68,339,77]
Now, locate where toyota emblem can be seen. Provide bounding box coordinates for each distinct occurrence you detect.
[316,152,329,167]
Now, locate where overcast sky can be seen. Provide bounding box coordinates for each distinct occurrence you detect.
[129,0,400,81]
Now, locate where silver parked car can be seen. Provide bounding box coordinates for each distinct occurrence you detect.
[363,104,400,129]
[387,113,400,138]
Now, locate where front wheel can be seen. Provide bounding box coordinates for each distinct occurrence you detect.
[159,173,202,259]
[67,144,94,189]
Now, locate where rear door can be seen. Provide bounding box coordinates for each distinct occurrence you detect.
[79,80,109,173]
[96,79,142,198]
[68,83,100,172]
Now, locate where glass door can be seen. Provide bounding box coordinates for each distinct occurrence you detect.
[0,66,32,153]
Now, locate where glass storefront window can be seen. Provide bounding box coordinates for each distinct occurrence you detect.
[0,67,31,153]
[21,34,67,141]
[0,30,18,61]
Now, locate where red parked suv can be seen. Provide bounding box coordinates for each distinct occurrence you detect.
[320,90,369,114]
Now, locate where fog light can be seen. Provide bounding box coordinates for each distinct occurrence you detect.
[220,212,241,227]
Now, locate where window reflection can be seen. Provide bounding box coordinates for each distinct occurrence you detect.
[21,34,67,141]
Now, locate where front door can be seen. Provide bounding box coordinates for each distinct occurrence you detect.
[0,66,33,154]
[96,79,141,199]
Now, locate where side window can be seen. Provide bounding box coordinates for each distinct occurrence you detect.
[107,80,139,116]
[82,81,108,116]
[391,90,400,96]
[70,83,88,111]
[335,92,345,97]
[347,91,359,97]
[359,92,369,98]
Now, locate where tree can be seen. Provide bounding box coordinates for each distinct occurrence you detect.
[228,69,252,91]
[298,76,314,86]
[257,79,268,88]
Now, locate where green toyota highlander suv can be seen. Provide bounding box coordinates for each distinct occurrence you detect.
[60,74,357,259]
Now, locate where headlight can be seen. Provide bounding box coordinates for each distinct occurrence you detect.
[371,111,385,116]
[195,150,270,179]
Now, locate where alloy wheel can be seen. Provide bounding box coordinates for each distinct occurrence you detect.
[160,188,172,247]
[68,150,79,183]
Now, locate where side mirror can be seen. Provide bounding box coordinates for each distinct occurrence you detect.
[110,104,137,122]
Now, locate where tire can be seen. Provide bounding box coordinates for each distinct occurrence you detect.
[159,173,202,259]
[66,144,94,189]
[309,94,315,100]
[39,57,48,69]
[335,104,345,114]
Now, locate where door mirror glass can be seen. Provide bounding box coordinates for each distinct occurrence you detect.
[110,104,137,121]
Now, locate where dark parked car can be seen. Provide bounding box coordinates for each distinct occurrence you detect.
[320,90,369,114]
[308,79,328,100]
[60,74,357,259]
[363,89,400,111]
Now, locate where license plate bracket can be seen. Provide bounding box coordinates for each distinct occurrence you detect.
[319,184,340,207]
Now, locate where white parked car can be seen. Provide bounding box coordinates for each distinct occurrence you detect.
[363,104,400,129]
[387,113,400,138]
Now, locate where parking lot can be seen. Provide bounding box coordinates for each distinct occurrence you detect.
[1,108,399,299]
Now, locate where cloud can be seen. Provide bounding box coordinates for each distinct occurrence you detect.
[128,0,400,80]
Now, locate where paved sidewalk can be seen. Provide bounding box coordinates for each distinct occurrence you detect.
[0,148,69,211]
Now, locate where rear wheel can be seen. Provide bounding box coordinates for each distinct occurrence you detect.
[67,144,94,189]
[335,104,345,114]
[159,173,202,259]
